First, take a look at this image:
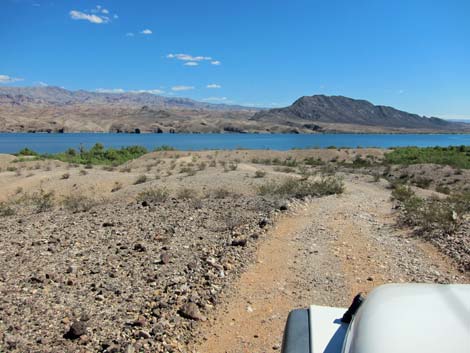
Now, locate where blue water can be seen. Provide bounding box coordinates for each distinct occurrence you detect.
[0,133,469,154]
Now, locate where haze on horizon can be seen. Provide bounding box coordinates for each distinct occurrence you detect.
[1,0,469,120]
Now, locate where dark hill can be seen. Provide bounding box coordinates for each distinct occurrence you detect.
[251,95,461,131]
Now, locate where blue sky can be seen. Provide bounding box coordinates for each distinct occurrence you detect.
[1,0,469,119]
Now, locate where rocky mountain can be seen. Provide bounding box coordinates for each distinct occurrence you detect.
[0,88,468,133]
[0,86,254,111]
[252,95,463,131]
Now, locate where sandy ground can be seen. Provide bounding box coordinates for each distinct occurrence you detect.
[194,176,468,353]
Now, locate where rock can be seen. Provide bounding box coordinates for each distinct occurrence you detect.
[102,222,115,227]
[231,238,247,247]
[136,330,151,339]
[141,201,149,207]
[133,243,146,252]
[64,321,87,339]
[178,302,206,321]
[132,316,146,327]
[258,218,269,228]
[160,253,170,264]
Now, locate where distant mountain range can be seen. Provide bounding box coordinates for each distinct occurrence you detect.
[0,86,256,111]
[0,87,468,133]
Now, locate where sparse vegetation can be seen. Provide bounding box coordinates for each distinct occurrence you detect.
[24,190,55,213]
[213,187,231,199]
[177,187,198,199]
[258,175,344,199]
[0,202,15,216]
[137,187,169,203]
[393,185,470,236]
[61,172,70,179]
[62,194,96,213]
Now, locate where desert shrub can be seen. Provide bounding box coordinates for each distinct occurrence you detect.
[120,166,132,173]
[137,188,169,203]
[0,202,15,216]
[391,184,415,202]
[153,145,176,152]
[304,157,324,166]
[177,187,198,199]
[413,177,432,189]
[61,173,70,180]
[435,184,451,194]
[273,166,296,173]
[134,175,148,184]
[62,195,96,213]
[79,169,88,176]
[198,162,207,171]
[103,165,116,172]
[213,188,231,199]
[180,167,196,176]
[28,190,55,213]
[111,181,123,192]
[258,176,344,199]
[209,160,217,167]
[254,170,266,178]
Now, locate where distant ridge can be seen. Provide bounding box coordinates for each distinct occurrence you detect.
[0,86,257,111]
[252,95,461,131]
[0,88,468,133]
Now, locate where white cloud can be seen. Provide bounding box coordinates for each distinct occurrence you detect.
[167,53,213,61]
[202,97,228,102]
[141,29,152,35]
[0,74,23,84]
[69,6,117,24]
[171,86,194,91]
[70,10,108,24]
[96,88,165,95]
[126,32,135,37]
[206,83,221,89]
[131,89,165,95]
[35,81,48,87]
[96,88,125,94]
[167,53,220,67]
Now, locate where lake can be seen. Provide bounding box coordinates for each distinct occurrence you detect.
[0,133,470,154]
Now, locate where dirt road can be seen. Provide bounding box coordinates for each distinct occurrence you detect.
[194,176,468,353]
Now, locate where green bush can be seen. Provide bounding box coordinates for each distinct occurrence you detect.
[17,147,39,156]
[385,146,470,169]
[44,143,148,166]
